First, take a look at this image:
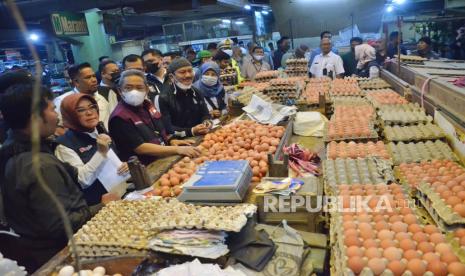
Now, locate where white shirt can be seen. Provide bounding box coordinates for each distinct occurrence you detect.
[99,81,119,114]
[53,88,111,129]
[205,96,228,116]
[55,131,107,189]
[309,51,345,78]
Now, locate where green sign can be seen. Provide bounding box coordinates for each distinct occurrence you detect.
[51,12,89,37]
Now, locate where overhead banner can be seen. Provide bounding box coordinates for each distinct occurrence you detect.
[51,12,89,37]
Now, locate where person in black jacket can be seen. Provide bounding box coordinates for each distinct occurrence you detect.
[142,49,168,107]
[0,84,116,272]
[159,58,211,138]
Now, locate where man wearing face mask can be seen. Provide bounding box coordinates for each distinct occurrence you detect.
[141,49,168,108]
[217,38,243,84]
[193,50,213,82]
[109,69,200,165]
[273,36,290,69]
[159,58,211,138]
[241,46,271,80]
[98,60,120,113]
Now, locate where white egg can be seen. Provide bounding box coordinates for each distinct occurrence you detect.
[93,266,106,275]
[58,265,75,276]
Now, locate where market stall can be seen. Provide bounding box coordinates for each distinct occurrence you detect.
[33,68,465,275]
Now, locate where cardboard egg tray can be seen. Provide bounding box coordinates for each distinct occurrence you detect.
[387,140,458,166]
[332,96,370,106]
[326,141,391,160]
[323,157,395,188]
[416,183,465,232]
[445,230,465,263]
[395,54,427,64]
[358,78,391,90]
[383,123,446,142]
[323,122,379,142]
[366,89,409,108]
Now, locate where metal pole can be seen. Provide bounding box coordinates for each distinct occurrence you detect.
[397,15,403,75]
[289,19,294,49]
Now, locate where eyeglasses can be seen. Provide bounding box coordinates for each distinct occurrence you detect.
[76,104,98,114]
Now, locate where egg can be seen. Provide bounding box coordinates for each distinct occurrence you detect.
[367,257,386,275]
[441,252,459,264]
[448,262,465,275]
[93,267,106,275]
[380,239,397,249]
[359,222,373,232]
[360,230,376,240]
[407,224,423,233]
[403,249,421,260]
[395,232,411,241]
[430,233,446,244]
[427,259,448,276]
[363,239,379,248]
[403,214,417,225]
[346,246,364,258]
[406,259,426,276]
[400,239,416,251]
[387,260,406,276]
[391,221,408,233]
[413,232,428,243]
[435,243,452,254]
[345,235,361,247]
[423,225,439,235]
[453,204,465,217]
[389,215,402,223]
[447,196,462,207]
[365,247,382,258]
[383,247,402,261]
[423,252,440,263]
[348,256,366,274]
[460,236,465,246]
[456,228,465,238]
[417,241,434,253]
[58,266,75,276]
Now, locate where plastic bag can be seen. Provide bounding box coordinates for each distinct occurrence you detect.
[293,112,328,137]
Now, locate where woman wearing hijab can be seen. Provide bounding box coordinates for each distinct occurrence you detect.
[355,44,380,78]
[55,93,127,206]
[193,62,228,119]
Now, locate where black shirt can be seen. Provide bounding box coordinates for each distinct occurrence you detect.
[159,83,210,137]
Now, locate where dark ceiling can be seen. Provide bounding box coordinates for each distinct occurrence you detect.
[0,0,265,49]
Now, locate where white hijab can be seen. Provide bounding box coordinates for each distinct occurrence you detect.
[355,44,376,69]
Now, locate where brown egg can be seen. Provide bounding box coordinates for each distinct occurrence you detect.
[413,232,429,243]
[378,229,394,240]
[380,239,397,249]
[348,256,366,274]
[160,178,171,186]
[389,215,403,223]
[448,262,465,276]
[447,196,462,207]
[403,249,421,260]
[345,236,361,247]
[363,239,379,248]
[423,252,440,263]
[417,241,434,253]
[367,257,386,275]
[456,228,465,238]
[435,243,452,255]
[408,224,423,234]
[387,260,406,276]
[346,246,364,258]
[441,252,459,264]
[430,233,446,244]
[423,225,439,235]
[407,259,426,276]
[161,190,171,198]
[391,221,408,233]
[403,214,418,225]
[395,232,411,241]
[360,230,376,240]
[400,239,416,251]
[345,228,359,237]
[365,247,382,258]
[383,247,402,261]
[427,259,448,276]
[453,204,465,217]
[359,222,373,232]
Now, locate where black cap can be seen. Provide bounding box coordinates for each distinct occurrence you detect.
[0,70,34,94]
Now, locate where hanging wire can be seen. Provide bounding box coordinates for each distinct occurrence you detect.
[5,0,81,272]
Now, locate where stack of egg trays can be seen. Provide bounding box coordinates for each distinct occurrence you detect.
[383,123,446,142]
[328,185,419,276]
[358,78,391,90]
[416,182,465,232]
[377,105,433,127]
[332,96,370,106]
[323,157,395,194]
[323,122,379,143]
[387,140,458,166]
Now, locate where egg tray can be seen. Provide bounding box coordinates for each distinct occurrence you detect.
[446,230,465,264]
[417,182,465,229]
[326,141,391,160]
[331,96,370,106]
[284,69,308,77]
[387,140,458,166]
[383,123,446,142]
[323,123,379,143]
[253,70,280,82]
[323,157,395,187]
[366,89,409,108]
[395,54,427,64]
[358,78,392,90]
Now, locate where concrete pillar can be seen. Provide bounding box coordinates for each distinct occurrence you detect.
[70,10,112,70]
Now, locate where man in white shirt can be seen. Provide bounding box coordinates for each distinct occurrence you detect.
[241,46,272,80]
[309,38,345,79]
[98,60,120,114]
[54,62,111,134]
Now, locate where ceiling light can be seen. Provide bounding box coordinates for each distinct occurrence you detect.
[393,0,406,4]
[244,4,251,10]
[235,21,244,25]
[222,19,231,24]
[29,33,39,41]
[386,5,394,12]
[261,10,269,15]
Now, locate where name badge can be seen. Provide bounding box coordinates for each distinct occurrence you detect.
[79,145,93,153]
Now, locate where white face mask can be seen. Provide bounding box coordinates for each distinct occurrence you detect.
[174,78,192,90]
[223,49,233,57]
[253,54,264,61]
[123,89,146,106]
[201,75,218,86]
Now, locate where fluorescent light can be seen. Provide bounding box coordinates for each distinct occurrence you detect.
[29,33,39,41]
[393,0,406,4]
[261,10,269,15]
[235,21,244,25]
[244,4,251,10]
[222,19,231,24]
[386,5,394,12]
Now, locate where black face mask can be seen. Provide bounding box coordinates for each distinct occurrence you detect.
[145,62,160,74]
[110,72,121,84]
